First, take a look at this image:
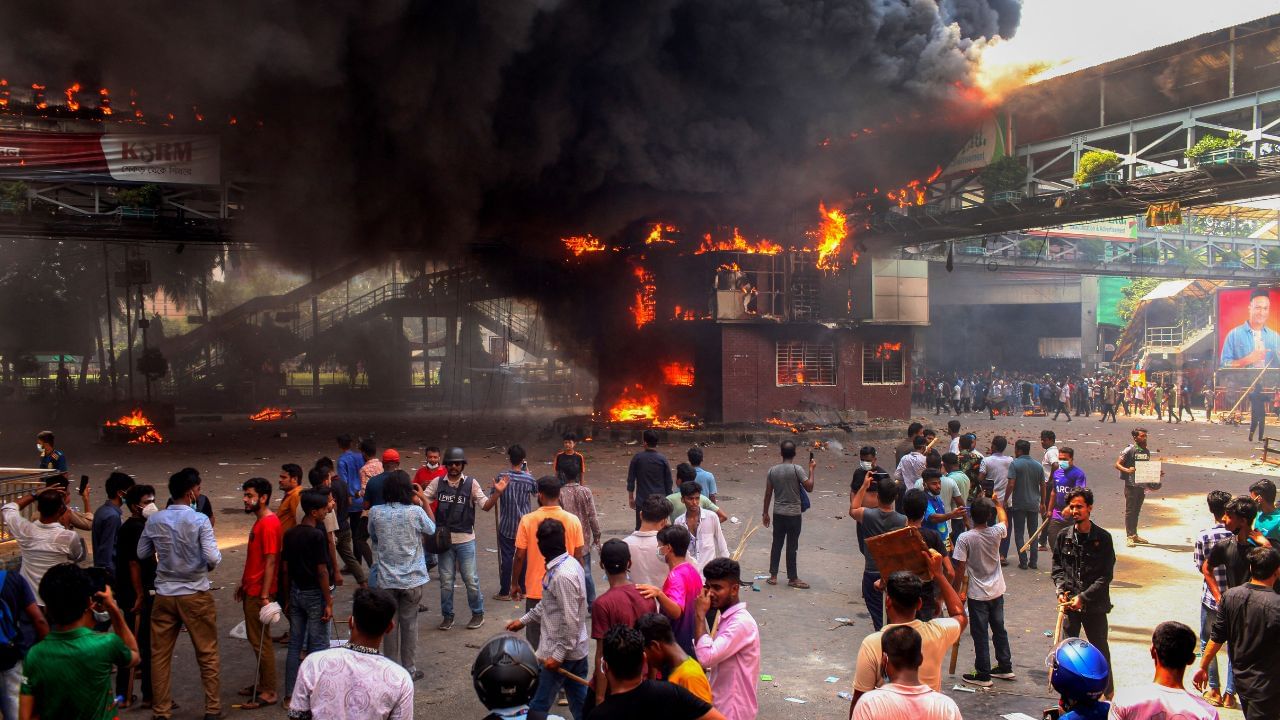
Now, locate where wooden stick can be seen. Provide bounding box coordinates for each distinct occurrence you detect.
[556,666,593,687]
[947,575,969,674]
[1019,516,1052,555]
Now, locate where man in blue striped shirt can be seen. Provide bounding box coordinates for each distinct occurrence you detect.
[1194,489,1236,707]
[488,445,537,601]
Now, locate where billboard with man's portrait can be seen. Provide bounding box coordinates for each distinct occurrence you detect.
[1218,287,1280,370]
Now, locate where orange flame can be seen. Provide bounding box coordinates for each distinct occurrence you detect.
[645,223,677,244]
[98,87,111,115]
[872,341,902,360]
[64,82,81,111]
[696,228,782,255]
[631,265,656,328]
[608,384,696,428]
[661,362,695,387]
[563,234,607,256]
[104,409,164,444]
[249,407,296,422]
[766,417,800,433]
[810,203,848,271]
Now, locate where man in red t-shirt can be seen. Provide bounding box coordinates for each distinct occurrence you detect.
[236,477,283,707]
[590,539,658,705]
[412,446,446,583]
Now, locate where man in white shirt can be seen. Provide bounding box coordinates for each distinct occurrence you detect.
[893,436,928,488]
[1038,430,1059,551]
[953,496,1014,687]
[851,625,962,720]
[623,495,672,587]
[288,587,413,719]
[979,436,1015,563]
[0,487,85,606]
[850,554,967,712]
[1111,621,1218,720]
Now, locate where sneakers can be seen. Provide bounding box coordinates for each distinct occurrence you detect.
[467,614,485,630]
[962,672,993,688]
[438,616,454,631]
[990,666,1017,680]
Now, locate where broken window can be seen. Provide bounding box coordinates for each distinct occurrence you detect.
[863,342,905,385]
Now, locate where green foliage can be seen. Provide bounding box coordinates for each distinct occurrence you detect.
[1076,239,1105,259]
[1215,247,1244,265]
[0,181,27,212]
[1074,150,1122,185]
[136,348,169,380]
[117,184,162,208]
[1172,246,1203,267]
[1185,130,1249,160]
[979,155,1027,194]
[1265,246,1280,266]
[1117,277,1163,324]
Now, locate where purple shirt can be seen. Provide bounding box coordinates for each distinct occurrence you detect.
[1050,466,1087,520]
[696,602,760,720]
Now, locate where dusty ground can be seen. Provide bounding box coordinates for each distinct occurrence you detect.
[1,402,1259,719]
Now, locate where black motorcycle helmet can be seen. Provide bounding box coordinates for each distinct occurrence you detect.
[472,633,540,709]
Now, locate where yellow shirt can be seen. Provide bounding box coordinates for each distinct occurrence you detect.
[668,657,713,704]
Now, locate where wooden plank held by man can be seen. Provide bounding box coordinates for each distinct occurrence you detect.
[865,526,931,579]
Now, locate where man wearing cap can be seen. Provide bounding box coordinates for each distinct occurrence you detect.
[362,449,403,511]
[424,447,492,631]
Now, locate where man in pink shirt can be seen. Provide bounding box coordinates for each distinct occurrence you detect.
[1112,621,1218,720]
[851,625,962,720]
[637,525,702,656]
[694,558,759,720]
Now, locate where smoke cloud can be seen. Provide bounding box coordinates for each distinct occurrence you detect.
[0,0,1021,258]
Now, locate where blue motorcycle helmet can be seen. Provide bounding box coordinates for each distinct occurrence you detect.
[1048,638,1109,705]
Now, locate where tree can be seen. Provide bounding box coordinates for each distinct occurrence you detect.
[1116,277,1162,324]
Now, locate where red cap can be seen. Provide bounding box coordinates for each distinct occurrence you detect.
[381,448,401,463]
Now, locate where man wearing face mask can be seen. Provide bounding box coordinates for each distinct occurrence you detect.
[1045,447,1087,552]
[235,477,281,708]
[1051,488,1116,697]
[141,468,223,720]
[113,484,157,709]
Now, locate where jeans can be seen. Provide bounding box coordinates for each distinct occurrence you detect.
[382,585,424,673]
[151,591,220,719]
[335,527,368,584]
[285,587,330,698]
[525,599,541,650]
[1124,484,1145,537]
[498,534,516,596]
[1064,611,1112,695]
[862,571,884,630]
[1200,604,1234,693]
[769,513,802,581]
[1100,403,1117,422]
[967,596,1011,674]
[1044,517,1069,551]
[439,539,484,618]
[582,550,597,607]
[116,592,153,703]
[1010,509,1040,568]
[1251,409,1266,439]
[0,662,20,720]
[530,655,589,720]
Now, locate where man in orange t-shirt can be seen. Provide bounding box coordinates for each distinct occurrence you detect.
[236,477,283,707]
[513,476,585,649]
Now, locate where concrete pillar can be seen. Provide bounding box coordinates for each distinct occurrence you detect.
[1080,276,1100,369]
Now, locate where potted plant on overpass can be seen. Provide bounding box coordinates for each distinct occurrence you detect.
[1186,130,1252,169]
[980,154,1028,204]
[1074,150,1123,188]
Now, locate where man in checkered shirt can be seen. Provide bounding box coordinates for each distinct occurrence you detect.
[1193,489,1235,707]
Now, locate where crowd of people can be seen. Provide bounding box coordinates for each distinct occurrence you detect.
[6,422,1280,719]
[914,372,1205,424]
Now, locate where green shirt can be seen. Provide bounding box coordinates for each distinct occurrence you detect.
[947,470,971,504]
[666,492,719,523]
[21,626,132,720]
[1256,508,1280,542]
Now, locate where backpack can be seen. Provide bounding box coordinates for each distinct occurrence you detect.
[0,571,23,670]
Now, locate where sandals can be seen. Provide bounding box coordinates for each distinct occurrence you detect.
[239,696,277,710]
[766,577,778,585]
[788,580,810,589]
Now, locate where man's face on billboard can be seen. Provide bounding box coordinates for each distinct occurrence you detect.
[1250,295,1271,328]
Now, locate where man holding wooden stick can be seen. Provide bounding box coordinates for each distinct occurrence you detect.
[1052,487,1116,697]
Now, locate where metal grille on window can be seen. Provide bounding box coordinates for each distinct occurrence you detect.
[863,341,904,385]
[775,341,835,386]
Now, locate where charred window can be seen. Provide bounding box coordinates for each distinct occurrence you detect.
[863,342,904,385]
[775,341,835,386]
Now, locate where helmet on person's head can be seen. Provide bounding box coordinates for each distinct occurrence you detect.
[472,633,539,709]
[443,447,467,465]
[1048,638,1109,706]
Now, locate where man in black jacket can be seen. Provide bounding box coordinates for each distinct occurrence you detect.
[1051,487,1116,695]
[626,429,673,531]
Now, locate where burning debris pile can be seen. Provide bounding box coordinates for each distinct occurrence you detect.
[102,409,163,444]
[250,407,296,422]
[606,384,699,430]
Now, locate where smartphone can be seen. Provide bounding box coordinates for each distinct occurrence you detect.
[521,460,528,472]
[78,474,90,495]
[809,451,814,462]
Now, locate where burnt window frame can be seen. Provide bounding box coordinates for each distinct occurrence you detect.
[775,340,836,387]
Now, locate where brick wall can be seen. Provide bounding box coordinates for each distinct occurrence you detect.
[720,324,912,421]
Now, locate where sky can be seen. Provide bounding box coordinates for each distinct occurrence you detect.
[986,0,1277,80]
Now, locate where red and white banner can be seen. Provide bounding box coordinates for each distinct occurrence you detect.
[0,130,219,185]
